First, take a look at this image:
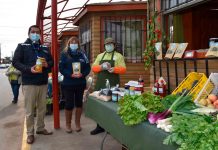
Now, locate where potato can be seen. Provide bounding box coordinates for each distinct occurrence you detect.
[206,98,212,105]
[207,104,215,109]
[199,99,207,106]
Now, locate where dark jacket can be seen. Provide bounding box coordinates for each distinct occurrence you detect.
[59,49,91,87]
[12,38,53,85]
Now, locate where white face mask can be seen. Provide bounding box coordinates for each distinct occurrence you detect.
[105,44,114,53]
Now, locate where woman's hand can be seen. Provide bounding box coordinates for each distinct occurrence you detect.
[108,67,114,73]
[101,62,111,70]
[71,73,82,78]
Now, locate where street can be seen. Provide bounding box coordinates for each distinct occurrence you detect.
[0,68,24,150]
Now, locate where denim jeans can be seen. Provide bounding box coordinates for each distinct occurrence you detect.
[10,83,21,101]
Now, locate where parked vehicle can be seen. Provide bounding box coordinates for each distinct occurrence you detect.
[0,64,9,69]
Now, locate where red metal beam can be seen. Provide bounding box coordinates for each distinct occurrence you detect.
[58,0,69,18]
[45,0,67,10]
[58,0,90,34]
[44,21,51,26]
[57,7,82,15]
[51,0,60,129]
[44,16,73,21]
[40,19,44,44]
[36,0,47,26]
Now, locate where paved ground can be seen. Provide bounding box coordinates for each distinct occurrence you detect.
[30,111,122,150]
[0,68,122,150]
[0,68,24,150]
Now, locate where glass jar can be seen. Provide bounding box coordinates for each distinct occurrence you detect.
[112,91,118,102]
[35,58,42,73]
[124,84,130,95]
[134,85,143,95]
[129,86,135,95]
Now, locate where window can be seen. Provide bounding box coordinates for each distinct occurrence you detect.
[162,0,197,11]
[101,16,146,63]
[79,21,91,61]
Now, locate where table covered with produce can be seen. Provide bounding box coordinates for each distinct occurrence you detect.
[85,95,178,150]
[85,72,218,150]
[85,92,217,150]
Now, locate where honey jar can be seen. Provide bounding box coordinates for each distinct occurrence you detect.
[35,58,43,73]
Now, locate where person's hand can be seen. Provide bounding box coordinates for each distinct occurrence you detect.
[31,65,40,73]
[108,67,114,73]
[42,60,48,68]
[71,73,82,78]
[101,62,111,70]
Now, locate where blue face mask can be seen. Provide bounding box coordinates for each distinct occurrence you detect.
[70,44,78,51]
[30,33,40,42]
[105,44,114,53]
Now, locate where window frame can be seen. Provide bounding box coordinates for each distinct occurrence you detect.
[100,15,147,63]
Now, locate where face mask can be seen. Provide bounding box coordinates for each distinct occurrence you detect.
[105,44,114,53]
[70,44,78,51]
[30,33,40,42]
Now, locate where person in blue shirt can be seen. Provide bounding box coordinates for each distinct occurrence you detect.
[59,36,91,133]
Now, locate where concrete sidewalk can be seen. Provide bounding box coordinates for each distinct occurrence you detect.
[23,109,122,150]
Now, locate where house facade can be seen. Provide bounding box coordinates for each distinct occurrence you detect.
[149,0,218,93]
[73,1,148,87]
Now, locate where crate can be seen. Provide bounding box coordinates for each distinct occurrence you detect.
[194,73,218,105]
[188,73,207,100]
[172,72,207,99]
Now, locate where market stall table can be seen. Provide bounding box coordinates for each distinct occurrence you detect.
[85,96,178,150]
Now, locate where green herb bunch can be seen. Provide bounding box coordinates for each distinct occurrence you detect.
[117,92,164,126]
[164,114,218,150]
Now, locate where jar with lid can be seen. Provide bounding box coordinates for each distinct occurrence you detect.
[35,58,43,73]
[129,86,135,95]
[134,85,143,95]
[112,91,118,102]
[124,84,130,95]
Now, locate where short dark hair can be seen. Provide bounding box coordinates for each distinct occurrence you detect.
[28,25,41,35]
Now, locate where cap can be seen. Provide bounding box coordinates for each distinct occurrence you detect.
[104,37,115,45]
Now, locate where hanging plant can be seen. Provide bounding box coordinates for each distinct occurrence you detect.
[144,11,162,69]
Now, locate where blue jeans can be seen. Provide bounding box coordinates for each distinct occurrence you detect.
[10,83,21,101]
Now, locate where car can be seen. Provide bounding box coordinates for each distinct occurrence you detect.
[0,64,8,69]
[5,64,11,68]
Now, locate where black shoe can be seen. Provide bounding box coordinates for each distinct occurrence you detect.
[12,100,17,104]
[90,126,105,135]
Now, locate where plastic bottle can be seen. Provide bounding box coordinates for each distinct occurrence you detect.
[153,80,159,95]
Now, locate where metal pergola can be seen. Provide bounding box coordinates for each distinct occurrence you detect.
[36,0,147,129]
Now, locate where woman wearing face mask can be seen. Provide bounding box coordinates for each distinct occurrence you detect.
[90,37,126,135]
[59,36,91,133]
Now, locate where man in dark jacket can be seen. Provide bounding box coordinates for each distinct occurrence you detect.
[13,25,53,144]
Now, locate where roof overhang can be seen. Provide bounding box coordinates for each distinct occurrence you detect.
[74,2,147,25]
